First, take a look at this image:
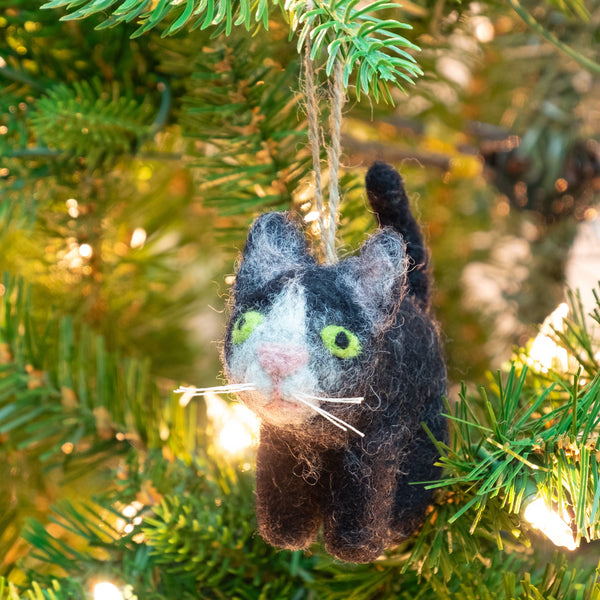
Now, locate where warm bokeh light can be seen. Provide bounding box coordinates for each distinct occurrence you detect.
[528,303,569,373]
[130,227,147,249]
[524,497,577,550]
[93,582,124,600]
[205,393,260,455]
[66,198,79,218]
[219,419,254,454]
[304,210,320,223]
[473,16,495,42]
[79,243,93,259]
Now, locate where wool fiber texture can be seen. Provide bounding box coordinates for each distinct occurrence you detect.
[223,161,447,563]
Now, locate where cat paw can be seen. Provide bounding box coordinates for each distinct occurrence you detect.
[258,520,318,551]
[324,535,385,564]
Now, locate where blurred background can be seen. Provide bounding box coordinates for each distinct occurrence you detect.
[2,0,600,387]
[1,0,600,592]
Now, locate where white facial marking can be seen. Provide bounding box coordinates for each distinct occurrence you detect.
[228,280,318,426]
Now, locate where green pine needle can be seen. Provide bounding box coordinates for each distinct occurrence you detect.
[30,80,156,167]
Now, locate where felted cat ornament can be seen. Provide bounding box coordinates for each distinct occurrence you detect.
[223,162,447,563]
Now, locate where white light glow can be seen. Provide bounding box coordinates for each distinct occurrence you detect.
[121,501,143,518]
[178,388,195,407]
[94,582,124,600]
[79,243,93,259]
[66,198,79,218]
[472,16,495,42]
[130,227,147,249]
[219,420,254,454]
[116,501,144,533]
[524,497,577,550]
[205,393,260,455]
[528,303,570,373]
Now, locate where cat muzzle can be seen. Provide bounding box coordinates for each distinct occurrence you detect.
[257,342,308,383]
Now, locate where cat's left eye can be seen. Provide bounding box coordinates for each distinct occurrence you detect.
[232,310,263,345]
[321,325,361,359]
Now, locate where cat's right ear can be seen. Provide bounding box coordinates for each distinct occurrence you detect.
[233,212,313,296]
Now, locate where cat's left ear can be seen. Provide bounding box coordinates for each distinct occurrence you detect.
[234,212,314,298]
[344,228,407,324]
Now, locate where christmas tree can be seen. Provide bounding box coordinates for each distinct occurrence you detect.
[1,0,600,597]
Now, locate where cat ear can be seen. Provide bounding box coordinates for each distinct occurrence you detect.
[346,229,407,323]
[234,212,313,296]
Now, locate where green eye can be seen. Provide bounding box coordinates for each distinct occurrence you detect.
[232,310,264,345]
[320,325,361,359]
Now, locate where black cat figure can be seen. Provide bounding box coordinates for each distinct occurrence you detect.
[223,162,447,563]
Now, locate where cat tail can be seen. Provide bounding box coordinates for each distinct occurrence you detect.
[365,161,430,308]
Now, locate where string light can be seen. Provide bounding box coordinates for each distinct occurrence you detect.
[528,303,570,373]
[79,243,93,259]
[130,228,147,249]
[204,392,260,455]
[93,582,124,600]
[66,198,79,218]
[524,497,577,551]
[116,501,144,534]
[219,414,255,454]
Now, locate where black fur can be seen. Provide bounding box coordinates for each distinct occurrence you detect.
[224,162,447,563]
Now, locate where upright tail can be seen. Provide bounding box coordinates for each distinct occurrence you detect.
[365,161,430,308]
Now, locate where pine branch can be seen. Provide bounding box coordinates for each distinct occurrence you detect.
[0,274,200,470]
[21,449,318,599]
[30,80,158,167]
[41,0,421,100]
[0,577,73,600]
[507,0,600,76]
[40,0,277,38]
[293,0,422,101]
[168,33,313,246]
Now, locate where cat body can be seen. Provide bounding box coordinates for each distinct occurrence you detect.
[223,162,447,563]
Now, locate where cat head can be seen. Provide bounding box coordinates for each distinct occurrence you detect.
[223,212,407,431]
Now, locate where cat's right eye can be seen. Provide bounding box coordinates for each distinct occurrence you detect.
[231,310,264,345]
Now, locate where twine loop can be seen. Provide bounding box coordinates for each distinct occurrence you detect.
[301,4,346,265]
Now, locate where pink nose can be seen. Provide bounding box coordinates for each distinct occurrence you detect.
[258,343,308,381]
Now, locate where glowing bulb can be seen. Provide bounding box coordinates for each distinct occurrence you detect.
[524,497,577,550]
[66,198,79,218]
[130,227,147,249]
[122,505,137,518]
[94,582,124,600]
[219,420,254,454]
[79,243,93,259]
[204,393,259,455]
[472,16,495,42]
[528,303,570,373]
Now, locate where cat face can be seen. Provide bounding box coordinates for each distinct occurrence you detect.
[224,213,407,430]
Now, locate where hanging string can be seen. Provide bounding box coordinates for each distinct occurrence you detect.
[325,59,345,264]
[302,8,331,263]
[301,2,346,265]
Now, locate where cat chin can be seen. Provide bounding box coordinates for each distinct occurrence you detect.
[239,390,314,427]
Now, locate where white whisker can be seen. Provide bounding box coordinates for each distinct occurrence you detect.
[296,392,363,404]
[175,384,256,396]
[296,396,348,432]
[175,384,256,406]
[295,396,365,438]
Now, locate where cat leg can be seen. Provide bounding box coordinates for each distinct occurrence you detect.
[255,427,322,551]
[391,418,445,540]
[322,440,398,563]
